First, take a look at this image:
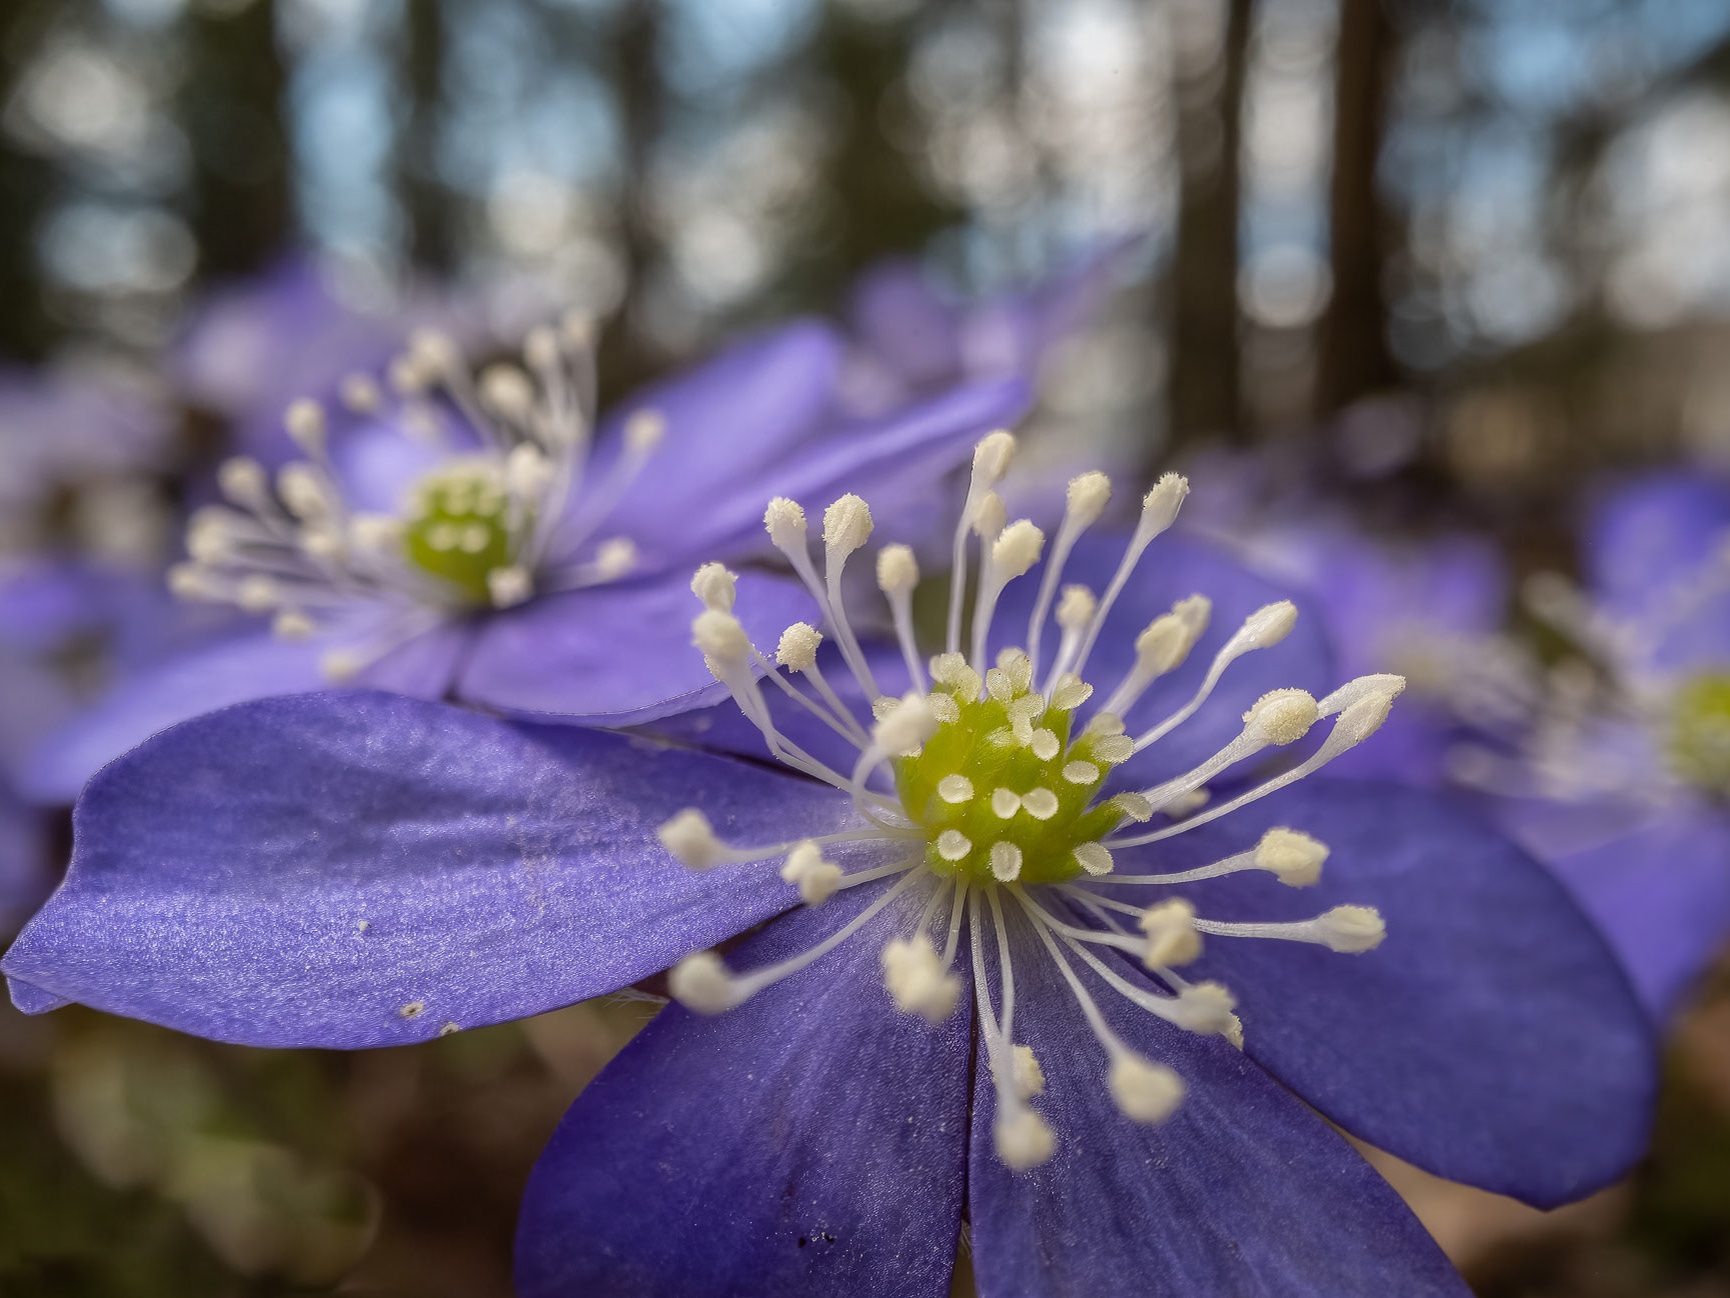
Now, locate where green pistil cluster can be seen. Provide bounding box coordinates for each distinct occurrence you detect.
[401,461,520,603]
[893,652,1138,885]
[1668,671,1730,797]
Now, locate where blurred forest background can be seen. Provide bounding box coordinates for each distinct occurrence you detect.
[6,0,1730,1294]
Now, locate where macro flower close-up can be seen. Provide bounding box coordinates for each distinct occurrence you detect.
[8,2,1730,1295]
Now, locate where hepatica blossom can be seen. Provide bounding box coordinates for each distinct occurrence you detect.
[5,435,1654,1295]
[1441,472,1730,1019]
[23,316,1026,802]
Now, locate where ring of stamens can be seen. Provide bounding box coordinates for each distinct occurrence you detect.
[661,431,1403,1169]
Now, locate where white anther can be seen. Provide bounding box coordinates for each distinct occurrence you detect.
[1315,905,1386,952]
[1136,596,1211,674]
[481,364,536,420]
[1328,677,1406,744]
[691,562,738,612]
[271,609,315,640]
[881,936,962,1023]
[506,442,552,498]
[1243,688,1319,746]
[591,538,637,581]
[217,456,269,506]
[1139,899,1202,967]
[559,310,595,351]
[692,609,752,666]
[776,622,822,670]
[936,829,972,862]
[284,398,327,453]
[625,408,667,454]
[488,565,533,608]
[1254,827,1327,886]
[1109,1054,1185,1123]
[1050,675,1092,710]
[877,544,919,594]
[1062,760,1100,786]
[657,809,725,869]
[1030,729,1060,761]
[278,463,332,520]
[1012,1044,1046,1099]
[1056,585,1096,630]
[187,511,233,563]
[1318,672,1408,716]
[928,693,960,724]
[524,324,562,371]
[669,952,737,1014]
[236,574,280,613]
[873,691,938,756]
[388,352,427,396]
[937,774,975,804]
[1141,472,1190,531]
[990,520,1045,580]
[994,1107,1056,1169]
[409,327,462,378]
[319,648,366,683]
[997,648,1034,688]
[989,841,1024,881]
[349,512,404,553]
[763,497,807,549]
[967,494,1004,547]
[167,563,218,600]
[1065,470,1112,528]
[460,524,490,553]
[339,371,383,413]
[991,788,1022,818]
[780,841,843,905]
[1170,981,1238,1036]
[972,430,1017,485]
[1021,787,1059,820]
[1072,842,1113,875]
[823,493,874,556]
[1228,600,1298,655]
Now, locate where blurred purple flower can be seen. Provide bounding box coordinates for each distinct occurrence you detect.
[5,444,1654,1294]
[24,315,1028,803]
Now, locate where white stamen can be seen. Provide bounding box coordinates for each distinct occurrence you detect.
[1026,470,1111,677]
[272,609,315,640]
[882,934,962,1022]
[692,608,753,667]
[657,809,726,869]
[1254,827,1327,886]
[781,841,844,905]
[873,691,938,756]
[1070,473,1189,682]
[877,543,927,691]
[994,1107,1057,1170]
[1012,1044,1046,1099]
[668,951,737,1013]
[1138,899,1202,966]
[284,398,327,454]
[488,565,533,608]
[691,562,738,612]
[1109,1054,1185,1123]
[1133,601,1301,752]
[1101,595,1211,717]
[948,432,1018,654]
[217,456,269,507]
[776,622,822,671]
[1195,905,1386,953]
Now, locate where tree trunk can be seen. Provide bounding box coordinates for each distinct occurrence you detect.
[1316,0,1398,416]
[1168,0,1254,446]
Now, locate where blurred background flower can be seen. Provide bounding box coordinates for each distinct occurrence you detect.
[5,0,1730,1293]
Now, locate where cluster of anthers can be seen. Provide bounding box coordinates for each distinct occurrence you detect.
[169,318,664,680]
[1447,546,1730,807]
[657,431,1405,1168]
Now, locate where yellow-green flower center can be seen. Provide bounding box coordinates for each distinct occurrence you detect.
[401,462,520,603]
[1668,671,1730,797]
[892,656,1133,885]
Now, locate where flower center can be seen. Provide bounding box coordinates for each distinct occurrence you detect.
[400,461,522,605]
[1668,671,1730,796]
[894,652,1131,884]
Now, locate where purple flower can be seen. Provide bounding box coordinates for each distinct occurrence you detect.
[24,316,1028,804]
[838,242,1137,418]
[1458,471,1730,1021]
[5,439,1653,1294]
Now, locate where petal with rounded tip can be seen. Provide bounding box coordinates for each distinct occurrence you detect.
[4,693,849,1045]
